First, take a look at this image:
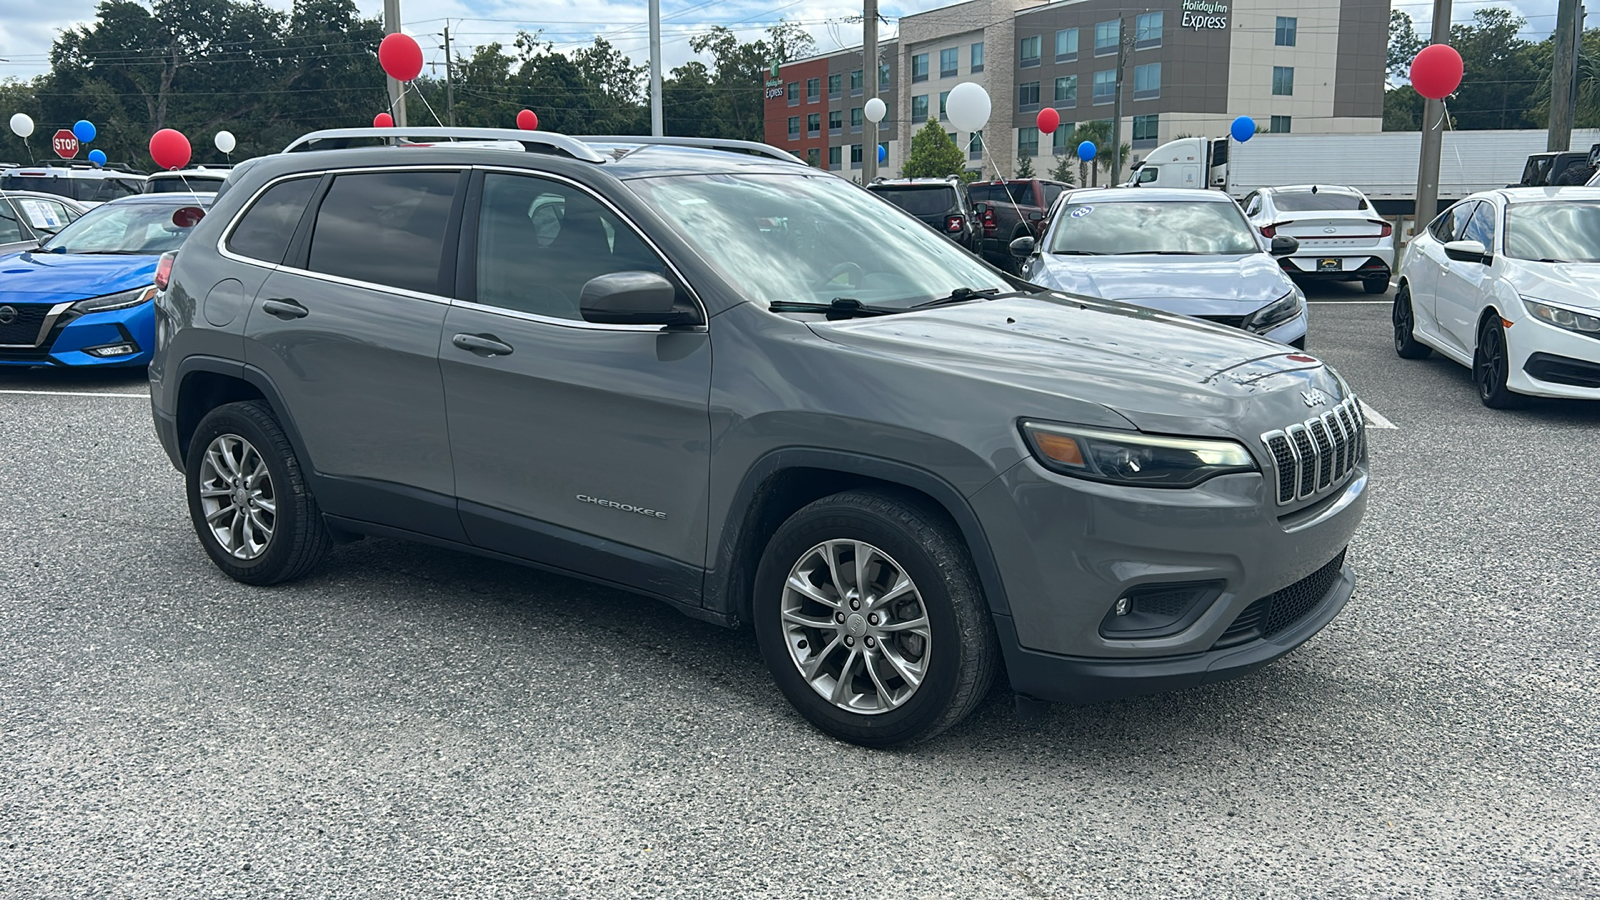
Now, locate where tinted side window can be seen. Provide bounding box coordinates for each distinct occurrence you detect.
[1431,202,1475,242]
[308,171,459,295]
[475,172,666,320]
[1042,184,1064,207]
[1462,200,1497,250]
[0,206,22,243]
[226,177,318,264]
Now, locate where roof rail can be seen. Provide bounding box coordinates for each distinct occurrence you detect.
[282,127,608,163]
[578,136,806,165]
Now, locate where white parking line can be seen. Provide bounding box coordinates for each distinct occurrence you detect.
[0,389,147,398]
[1360,401,1397,429]
[1309,300,1390,305]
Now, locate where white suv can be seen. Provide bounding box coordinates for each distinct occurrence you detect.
[0,164,147,207]
[1242,185,1395,294]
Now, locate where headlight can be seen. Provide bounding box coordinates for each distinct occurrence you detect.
[73,284,158,314]
[1020,420,1259,488]
[1522,296,1600,337]
[1240,288,1305,334]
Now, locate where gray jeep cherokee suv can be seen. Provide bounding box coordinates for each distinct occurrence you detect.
[149,127,1368,747]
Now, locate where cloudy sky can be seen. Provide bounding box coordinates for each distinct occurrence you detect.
[0,0,1588,83]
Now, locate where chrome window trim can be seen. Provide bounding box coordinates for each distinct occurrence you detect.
[1260,398,1365,507]
[0,301,74,348]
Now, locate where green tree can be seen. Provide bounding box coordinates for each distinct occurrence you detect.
[1049,152,1076,184]
[1015,153,1035,178]
[1449,8,1544,129]
[1388,11,1425,80]
[901,117,965,178]
[683,23,814,140]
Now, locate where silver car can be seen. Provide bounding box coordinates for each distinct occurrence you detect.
[0,190,86,255]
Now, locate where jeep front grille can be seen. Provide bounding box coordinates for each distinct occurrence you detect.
[1260,398,1364,506]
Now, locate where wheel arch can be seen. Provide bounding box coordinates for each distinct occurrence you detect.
[705,449,1010,628]
[173,356,314,477]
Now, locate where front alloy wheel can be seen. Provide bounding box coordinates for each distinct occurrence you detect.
[197,434,276,560]
[1474,318,1527,409]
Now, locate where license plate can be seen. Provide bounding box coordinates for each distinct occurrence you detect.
[1318,258,1341,271]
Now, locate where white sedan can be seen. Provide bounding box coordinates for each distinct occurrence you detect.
[1242,185,1395,294]
[1394,187,1600,408]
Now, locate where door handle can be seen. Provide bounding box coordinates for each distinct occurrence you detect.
[261,298,308,320]
[452,333,515,357]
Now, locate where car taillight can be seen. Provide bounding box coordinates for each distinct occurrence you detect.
[1374,220,1393,238]
[1260,224,1277,238]
[982,208,996,233]
[154,251,176,291]
[947,215,964,232]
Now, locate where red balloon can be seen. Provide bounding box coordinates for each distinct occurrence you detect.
[1410,44,1464,101]
[148,128,191,171]
[379,33,424,82]
[516,109,539,131]
[1036,107,1060,134]
[373,112,394,128]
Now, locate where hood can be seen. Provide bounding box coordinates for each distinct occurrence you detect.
[808,293,1347,436]
[1504,258,1600,311]
[0,251,159,302]
[1028,253,1295,316]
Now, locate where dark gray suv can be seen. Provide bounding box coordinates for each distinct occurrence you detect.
[149,127,1369,747]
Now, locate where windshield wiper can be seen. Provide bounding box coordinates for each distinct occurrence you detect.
[1052,250,1105,255]
[910,286,1006,309]
[1120,250,1207,255]
[767,297,901,319]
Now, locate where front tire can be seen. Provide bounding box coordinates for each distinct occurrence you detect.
[1474,317,1528,409]
[752,490,999,747]
[1393,284,1432,359]
[186,400,332,585]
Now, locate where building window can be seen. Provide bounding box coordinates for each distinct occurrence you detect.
[806,77,820,102]
[1275,17,1297,47]
[1093,70,1115,105]
[1052,126,1072,155]
[1055,75,1078,105]
[787,116,799,139]
[971,42,985,73]
[807,113,821,136]
[940,47,959,78]
[829,110,843,133]
[1272,66,1294,96]
[1054,28,1078,62]
[1270,115,1292,133]
[851,144,863,169]
[940,91,950,121]
[1095,21,1119,56]
[787,82,798,105]
[829,145,841,169]
[806,147,822,168]
[1020,35,1042,68]
[1133,113,1159,142]
[1133,63,1160,100]
[828,73,841,97]
[970,131,984,160]
[851,107,863,131]
[912,95,929,122]
[850,69,864,94]
[1135,12,1162,49]
[880,63,891,88]
[1018,81,1040,111]
[912,53,929,82]
[1018,126,1040,158]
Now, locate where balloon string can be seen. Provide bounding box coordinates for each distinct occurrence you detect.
[973,132,1026,228]
[407,81,446,128]
[1440,100,1466,184]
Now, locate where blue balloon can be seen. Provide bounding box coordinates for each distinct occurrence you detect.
[73,120,96,143]
[1230,115,1256,142]
[1077,140,1096,162]
[87,149,107,167]
[878,144,886,163]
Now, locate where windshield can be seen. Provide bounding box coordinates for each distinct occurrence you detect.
[1273,191,1366,212]
[147,176,224,193]
[624,173,1011,309]
[1504,200,1600,262]
[40,202,200,254]
[1048,200,1260,255]
[868,185,958,217]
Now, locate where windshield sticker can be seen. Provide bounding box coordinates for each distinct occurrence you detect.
[1070,206,1092,219]
[17,199,63,229]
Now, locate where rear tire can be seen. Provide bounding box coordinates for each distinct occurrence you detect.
[1474,318,1528,410]
[1393,284,1432,359]
[752,490,999,747]
[186,400,332,585]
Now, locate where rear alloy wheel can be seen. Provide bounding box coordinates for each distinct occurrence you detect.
[1392,284,1432,359]
[753,490,998,747]
[1473,318,1528,409]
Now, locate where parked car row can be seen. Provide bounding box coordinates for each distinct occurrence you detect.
[867,175,1068,271]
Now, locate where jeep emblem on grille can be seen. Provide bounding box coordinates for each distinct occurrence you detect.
[1300,388,1330,408]
[0,305,16,326]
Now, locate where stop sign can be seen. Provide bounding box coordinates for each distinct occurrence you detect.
[52,130,80,159]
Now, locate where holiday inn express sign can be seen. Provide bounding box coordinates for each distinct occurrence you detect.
[1181,0,1228,30]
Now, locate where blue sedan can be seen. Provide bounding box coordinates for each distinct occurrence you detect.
[0,194,207,368]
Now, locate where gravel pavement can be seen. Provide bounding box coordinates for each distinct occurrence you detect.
[1,296,1597,898]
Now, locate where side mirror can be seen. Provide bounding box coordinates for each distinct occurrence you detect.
[1009,235,1036,258]
[579,272,700,326]
[1443,239,1490,264]
[1269,235,1300,257]
[973,202,989,215]
[1027,211,1044,223]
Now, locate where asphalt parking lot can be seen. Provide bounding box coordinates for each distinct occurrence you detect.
[2,285,1597,898]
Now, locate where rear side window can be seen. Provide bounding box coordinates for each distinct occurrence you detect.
[967,183,1034,205]
[0,205,22,243]
[307,171,459,296]
[226,177,318,264]
[868,186,957,216]
[1431,201,1477,242]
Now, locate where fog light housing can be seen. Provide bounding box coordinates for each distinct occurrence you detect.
[86,342,139,358]
[1099,581,1226,639]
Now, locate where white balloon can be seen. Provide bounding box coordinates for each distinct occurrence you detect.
[214,130,236,153]
[9,113,34,138]
[945,82,990,133]
[864,97,886,124]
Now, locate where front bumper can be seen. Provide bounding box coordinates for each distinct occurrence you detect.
[1506,315,1600,399]
[0,300,154,368]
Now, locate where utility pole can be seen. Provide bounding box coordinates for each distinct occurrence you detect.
[1111,15,1131,186]
[382,0,408,127]
[863,0,879,181]
[1414,0,1451,227]
[1549,0,1582,151]
[649,0,663,135]
[442,23,456,127]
